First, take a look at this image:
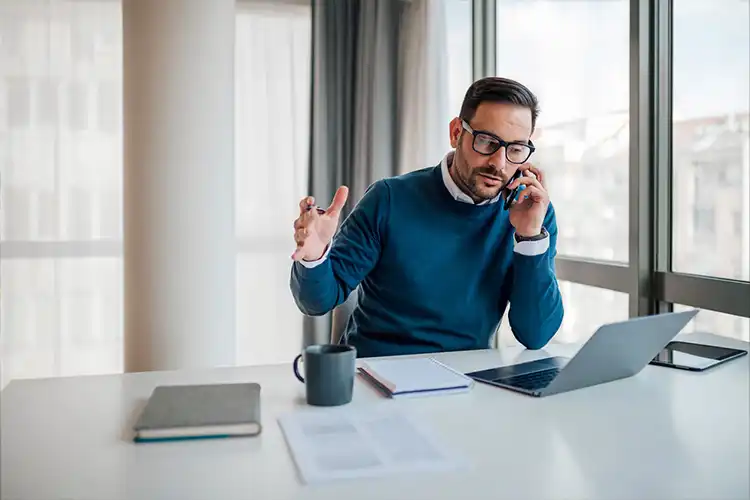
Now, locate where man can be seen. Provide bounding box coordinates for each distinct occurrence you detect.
[289,77,563,358]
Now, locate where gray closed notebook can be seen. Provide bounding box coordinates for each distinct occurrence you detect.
[133,382,261,442]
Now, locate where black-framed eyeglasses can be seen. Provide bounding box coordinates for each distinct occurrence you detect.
[461,120,535,164]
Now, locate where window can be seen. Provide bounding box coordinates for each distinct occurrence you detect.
[555,282,629,343]
[0,0,313,388]
[0,0,124,388]
[495,0,630,262]
[671,0,750,282]
[674,305,750,342]
[7,77,32,128]
[693,207,715,235]
[497,281,629,346]
[234,1,311,366]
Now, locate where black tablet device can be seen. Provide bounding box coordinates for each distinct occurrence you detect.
[650,341,748,372]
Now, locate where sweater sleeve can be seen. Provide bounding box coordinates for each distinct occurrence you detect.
[507,204,564,349]
[289,180,390,316]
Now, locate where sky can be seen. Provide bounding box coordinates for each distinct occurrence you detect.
[444,0,749,126]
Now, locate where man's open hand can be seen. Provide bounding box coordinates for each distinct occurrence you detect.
[291,186,349,262]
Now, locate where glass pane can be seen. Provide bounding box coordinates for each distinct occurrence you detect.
[671,0,750,281]
[0,1,123,243]
[497,281,629,346]
[0,259,57,389]
[236,252,303,366]
[58,258,123,377]
[674,305,750,343]
[0,258,122,389]
[495,0,629,262]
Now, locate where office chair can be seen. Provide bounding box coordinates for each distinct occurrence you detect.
[331,287,358,345]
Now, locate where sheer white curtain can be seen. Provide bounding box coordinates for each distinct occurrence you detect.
[234,1,311,366]
[0,0,124,389]
[0,0,311,388]
[398,0,450,174]
[398,0,473,173]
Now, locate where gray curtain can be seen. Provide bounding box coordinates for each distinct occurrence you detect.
[304,0,404,347]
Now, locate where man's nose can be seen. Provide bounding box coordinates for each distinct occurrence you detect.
[489,147,508,172]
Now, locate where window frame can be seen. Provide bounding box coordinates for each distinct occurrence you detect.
[479,0,750,323]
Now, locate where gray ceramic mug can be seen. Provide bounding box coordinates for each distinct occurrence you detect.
[293,344,356,406]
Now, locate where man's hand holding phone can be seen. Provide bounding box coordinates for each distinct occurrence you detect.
[291,186,349,262]
[505,164,549,238]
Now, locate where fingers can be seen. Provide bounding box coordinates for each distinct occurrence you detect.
[298,196,315,214]
[291,228,310,261]
[294,227,308,245]
[516,164,545,189]
[291,247,305,261]
[510,185,547,207]
[292,186,347,261]
[298,186,348,218]
[526,165,545,189]
[294,203,317,231]
[293,208,320,242]
[326,186,349,217]
[295,194,327,230]
[293,194,327,262]
[508,172,545,192]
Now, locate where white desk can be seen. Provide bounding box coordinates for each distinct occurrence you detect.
[2,332,748,500]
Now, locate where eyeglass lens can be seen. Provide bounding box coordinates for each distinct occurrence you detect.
[473,133,531,163]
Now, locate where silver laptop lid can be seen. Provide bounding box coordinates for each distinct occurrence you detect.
[541,309,699,396]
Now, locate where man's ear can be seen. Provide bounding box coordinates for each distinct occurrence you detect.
[449,117,462,149]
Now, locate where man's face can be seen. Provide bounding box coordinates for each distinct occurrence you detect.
[448,102,534,203]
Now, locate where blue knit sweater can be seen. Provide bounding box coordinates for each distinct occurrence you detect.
[290,164,564,357]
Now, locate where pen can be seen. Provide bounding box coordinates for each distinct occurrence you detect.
[306,205,326,215]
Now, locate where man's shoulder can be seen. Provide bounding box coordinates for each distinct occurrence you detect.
[378,165,438,193]
[358,165,438,203]
[392,164,438,182]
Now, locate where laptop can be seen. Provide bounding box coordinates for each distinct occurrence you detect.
[466,309,699,397]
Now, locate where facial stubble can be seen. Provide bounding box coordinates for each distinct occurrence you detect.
[452,146,504,203]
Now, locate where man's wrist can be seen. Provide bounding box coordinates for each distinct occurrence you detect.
[303,248,327,262]
[513,227,550,257]
[298,244,331,268]
[514,227,547,242]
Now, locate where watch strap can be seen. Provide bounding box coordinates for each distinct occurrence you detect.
[514,227,548,242]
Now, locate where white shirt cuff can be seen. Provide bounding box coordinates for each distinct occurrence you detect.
[297,244,331,268]
[513,234,550,256]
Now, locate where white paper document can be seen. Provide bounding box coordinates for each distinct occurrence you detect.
[278,405,467,484]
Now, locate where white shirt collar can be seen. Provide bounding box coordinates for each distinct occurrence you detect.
[440,151,501,205]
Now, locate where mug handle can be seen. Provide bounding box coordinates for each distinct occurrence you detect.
[293,354,305,383]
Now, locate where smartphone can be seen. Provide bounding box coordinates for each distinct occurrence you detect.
[650,341,748,372]
[503,169,525,210]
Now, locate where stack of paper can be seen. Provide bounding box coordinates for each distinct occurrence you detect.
[278,405,468,484]
[357,357,474,398]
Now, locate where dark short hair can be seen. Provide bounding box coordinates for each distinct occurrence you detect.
[459,77,540,132]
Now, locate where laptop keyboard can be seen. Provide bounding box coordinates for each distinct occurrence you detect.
[498,368,561,391]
